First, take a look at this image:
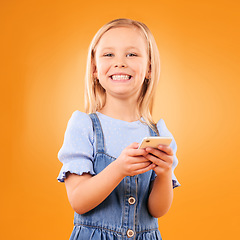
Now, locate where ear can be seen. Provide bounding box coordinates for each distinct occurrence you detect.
[146,64,151,79]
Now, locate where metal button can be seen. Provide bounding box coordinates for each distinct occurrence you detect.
[128,197,136,205]
[127,229,134,238]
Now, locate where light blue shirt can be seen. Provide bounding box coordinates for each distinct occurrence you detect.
[57,111,179,188]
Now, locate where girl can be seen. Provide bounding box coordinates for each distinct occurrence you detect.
[57,18,180,240]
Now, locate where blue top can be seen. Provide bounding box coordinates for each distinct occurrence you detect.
[57,111,180,240]
[57,111,179,187]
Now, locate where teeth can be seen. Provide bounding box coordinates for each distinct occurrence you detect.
[111,75,130,80]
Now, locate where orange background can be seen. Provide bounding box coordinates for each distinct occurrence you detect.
[1,0,239,239]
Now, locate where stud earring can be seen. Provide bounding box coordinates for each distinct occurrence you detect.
[144,78,150,84]
[94,78,99,84]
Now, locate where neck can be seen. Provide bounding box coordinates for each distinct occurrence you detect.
[98,96,140,122]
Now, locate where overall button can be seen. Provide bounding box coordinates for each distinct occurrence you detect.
[128,197,136,205]
[127,229,134,238]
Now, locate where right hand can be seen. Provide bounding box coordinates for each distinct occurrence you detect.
[115,142,156,177]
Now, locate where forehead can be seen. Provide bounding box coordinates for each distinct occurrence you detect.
[96,26,148,51]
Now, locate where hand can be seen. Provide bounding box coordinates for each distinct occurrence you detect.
[144,144,174,176]
[115,142,156,177]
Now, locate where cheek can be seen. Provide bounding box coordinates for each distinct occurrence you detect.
[135,63,148,78]
[97,62,110,76]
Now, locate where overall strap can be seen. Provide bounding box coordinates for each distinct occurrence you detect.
[149,124,159,137]
[89,113,105,153]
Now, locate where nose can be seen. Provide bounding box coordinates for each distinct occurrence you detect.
[114,57,127,68]
[114,63,127,68]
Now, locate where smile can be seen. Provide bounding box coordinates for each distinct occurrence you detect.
[110,74,132,80]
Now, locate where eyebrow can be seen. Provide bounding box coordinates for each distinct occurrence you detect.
[100,46,141,51]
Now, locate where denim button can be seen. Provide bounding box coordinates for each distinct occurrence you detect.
[127,229,134,237]
[128,197,136,205]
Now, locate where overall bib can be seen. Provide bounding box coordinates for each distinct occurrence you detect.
[70,113,162,240]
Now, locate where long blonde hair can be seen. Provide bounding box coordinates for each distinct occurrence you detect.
[85,18,160,132]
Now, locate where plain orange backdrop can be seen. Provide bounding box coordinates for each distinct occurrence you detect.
[1,0,239,239]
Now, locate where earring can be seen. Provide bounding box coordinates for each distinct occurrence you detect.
[94,78,99,84]
[144,78,150,84]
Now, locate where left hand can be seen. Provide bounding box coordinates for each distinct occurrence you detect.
[144,144,174,176]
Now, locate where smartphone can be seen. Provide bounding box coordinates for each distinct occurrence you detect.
[138,136,172,149]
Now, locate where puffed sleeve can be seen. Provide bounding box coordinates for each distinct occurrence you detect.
[151,119,180,189]
[57,111,96,182]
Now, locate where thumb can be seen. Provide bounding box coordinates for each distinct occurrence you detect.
[129,142,140,149]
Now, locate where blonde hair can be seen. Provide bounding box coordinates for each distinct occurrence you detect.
[85,18,160,132]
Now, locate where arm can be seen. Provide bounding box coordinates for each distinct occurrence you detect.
[145,144,174,218]
[65,143,155,215]
[65,160,124,215]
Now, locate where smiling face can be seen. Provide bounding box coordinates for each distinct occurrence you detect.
[93,26,150,101]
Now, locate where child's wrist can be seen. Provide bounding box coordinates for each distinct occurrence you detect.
[155,168,172,179]
[111,159,126,179]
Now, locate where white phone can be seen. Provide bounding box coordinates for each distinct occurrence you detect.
[138,136,172,149]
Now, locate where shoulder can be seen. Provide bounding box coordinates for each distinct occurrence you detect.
[68,110,92,126]
[156,119,177,152]
[65,111,93,140]
[156,119,173,137]
[66,111,93,131]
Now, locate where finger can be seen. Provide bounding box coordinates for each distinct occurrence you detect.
[146,155,173,173]
[145,147,168,161]
[131,161,154,170]
[157,145,174,156]
[132,162,156,176]
[145,153,165,166]
[127,148,147,157]
[130,156,152,164]
[128,142,140,149]
[145,151,173,165]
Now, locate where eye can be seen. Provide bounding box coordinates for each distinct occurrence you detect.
[127,53,138,57]
[103,53,114,57]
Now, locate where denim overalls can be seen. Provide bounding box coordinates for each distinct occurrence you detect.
[70,113,162,240]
